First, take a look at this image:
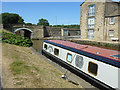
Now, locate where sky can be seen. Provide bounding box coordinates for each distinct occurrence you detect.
[1,0,120,25]
[2,2,82,25]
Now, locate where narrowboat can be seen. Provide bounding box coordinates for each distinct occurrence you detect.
[42,40,120,90]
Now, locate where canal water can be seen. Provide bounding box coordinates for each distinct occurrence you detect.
[32,39,44,51]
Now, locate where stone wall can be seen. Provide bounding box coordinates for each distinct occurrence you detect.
[44,26,61,37]
[31,28,44,39]
[68,30,80,36]
[12,25,44,39]
[104,16,119,41]
[44,27,80,37]
[118,15,120,40]
[104,2,119,41]
[5,24,80,39]
[105,2,119,16]
[80,0,120,41]
[80,1,105,41]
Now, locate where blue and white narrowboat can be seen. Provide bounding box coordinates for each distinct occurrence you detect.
[42,40,120,90]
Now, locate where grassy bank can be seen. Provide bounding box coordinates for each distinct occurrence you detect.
[2,43,83,88]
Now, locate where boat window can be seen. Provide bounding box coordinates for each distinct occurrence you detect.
[88,62,98,76]
[110,54,120,59]
[54,48,59,56]
[48,46,53,53]
[75,55,84,69]
[66,53,72,63]
[44,44,47,50]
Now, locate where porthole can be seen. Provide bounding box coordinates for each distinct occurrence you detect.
[75,55,84,69]
[54,48,59,56]
[66,53,72,63]
[44,44,47,50]
[88,62,98,76]
[48,46,53,53]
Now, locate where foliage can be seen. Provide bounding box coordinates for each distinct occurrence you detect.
[52,24,80,29]
[70,40,119,51]
[25,23,34,25]
[1,31,33,47]
[2,12,24,24]
[37,18,49,26]
[1,13,24,28]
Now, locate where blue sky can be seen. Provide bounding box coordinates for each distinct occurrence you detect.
[1,0,120,25]
[2,2,82,25]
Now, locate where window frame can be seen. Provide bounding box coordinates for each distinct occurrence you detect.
[109,17,114,24]
[88,61,98,76]
[48,45,53,53]
[44,44,47,50]
[54,48,59,56]
[88,17,95,29]
[88,4,95,16]
[87,29,94,39]
[75,55,84,69]
[66,53,73,63]
[109,30,114,37]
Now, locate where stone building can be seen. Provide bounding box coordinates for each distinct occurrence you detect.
[80,0,120,41]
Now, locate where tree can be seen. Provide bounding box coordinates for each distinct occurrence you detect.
[37,18,49,26]
[1,12,24,29]
[2,12,24,25]
[52,24,80,29]
[25,23,33,25]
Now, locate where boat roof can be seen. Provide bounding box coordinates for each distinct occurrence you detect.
[44,40,120,68]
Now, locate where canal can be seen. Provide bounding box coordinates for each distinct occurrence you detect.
[32,39,44,51]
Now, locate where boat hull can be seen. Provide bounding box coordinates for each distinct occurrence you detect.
[42,40,120,90]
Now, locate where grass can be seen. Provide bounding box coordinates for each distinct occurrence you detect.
[2,43,83,88]
[10,60,31,75]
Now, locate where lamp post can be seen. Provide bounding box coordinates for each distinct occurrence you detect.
[56,16,57,27]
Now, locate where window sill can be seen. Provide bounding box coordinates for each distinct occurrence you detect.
[88,15,95,17]
[109,23,115,25]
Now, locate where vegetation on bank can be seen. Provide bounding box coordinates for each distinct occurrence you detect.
[70,40,119,51]
[1,31,33,47]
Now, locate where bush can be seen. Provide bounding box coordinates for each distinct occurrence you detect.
[1,31,33,47]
